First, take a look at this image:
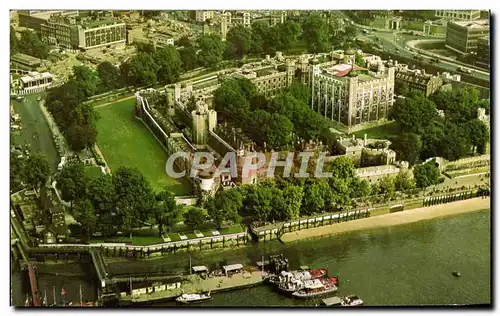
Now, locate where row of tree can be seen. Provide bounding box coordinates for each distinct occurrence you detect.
[10,145,51,193]
[390,88,489,164]
[46,65,101,151]
[10,27,49,59]
[213,78,331,150]
[203,157,373,224]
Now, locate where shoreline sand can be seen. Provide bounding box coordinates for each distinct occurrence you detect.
[280,197,490,243]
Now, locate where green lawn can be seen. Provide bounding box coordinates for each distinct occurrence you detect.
[219,224,245,235]
[84,165,104,178]
[95,99,192,195]
[352,121,400,140]
[90,235,164,246]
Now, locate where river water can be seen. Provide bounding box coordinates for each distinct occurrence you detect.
[12,209,490,307]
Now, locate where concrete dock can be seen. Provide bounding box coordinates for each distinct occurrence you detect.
[322,296,342,306]
[119,270,266,304]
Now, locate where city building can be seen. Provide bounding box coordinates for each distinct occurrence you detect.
[40,14,126,50]
[435,10,481,21]
[230,11,251,27]
[394,65,443,97]
[445,19,489,55]
[13,71,54,94]
[475,36,490,70]
[423,19,447,37]
[195,10,214,23]
[18,10,79,32]
[311,59,395,130]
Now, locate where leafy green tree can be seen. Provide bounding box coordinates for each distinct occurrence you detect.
[395,170,415,191]
[86,174,115,216]
[18,30,49,59]
[10,149,25,192]
[391,133,422,166]
[125,53,159,86]
[72,65,101,98]
[153,46,182,83]
[197,34,225,68]
[10,26,19,55]
[438,123,470,161]
[153,189,177,236]
[97,61,122,91]
[266,114,294,148]
[250,20,268,56]
[390,91,437,134]
[112,167,155,237]
[302,178,331,215]
[302,13,329,53]
[464,119,489,154]
[66,124,97,151]
[278,180,303,221]
[413,160,440,189]
[276,20,302,50]
[180,46,198,71]
[205,189,243,228]
[183,207,207,230]
[134,42,156,54]
[350,177,371,198]
[24,152,50,189]
[213,78,252,121]
[377,175,396,199]
[177,36,192,48]
[72,199,97,239]
[56,163,88,203]
[225,24,252,59]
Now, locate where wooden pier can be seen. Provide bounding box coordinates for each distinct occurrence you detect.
[322,296,342,306]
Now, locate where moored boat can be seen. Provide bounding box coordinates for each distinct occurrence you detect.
[275,269,329,293]
[176,292,212,304]
[341,295,363,306]
[292,277,338,298]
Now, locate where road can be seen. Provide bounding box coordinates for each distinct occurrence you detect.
[335,11,490,83]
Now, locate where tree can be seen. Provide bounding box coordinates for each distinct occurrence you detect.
[134,42,156,54]
[377,175,396,199]
[180,46,198,71]
[250,20,268,56]
[302,179,331,215]
[72,199,97,239]
[225,24,253,59]
[355,53,366,67]
[279,181,303,221]
[153,46,182,84]
[72,65,101,98]
[276,20,302,50]
[86,174,116,216]
[213,78,252,121]
[197,34,225,68]
[391,133,422,166]
[66,124,97,151]
[97,61,122,91]
[438,123,470,161]
[177,36,192,48]
[302,13,329,53]
[10,26,19,55]
[395,170,416,191]
[56,163,88,203]
[18,30,49,59]
[205,189,243,228]
[265,114,294,148]
[350,177,371,198]
[464,119,489,154]
[183,207,207,230]
[112,167,155,237]
[24,152,50,189]
[10,149,25,192]
[153,189,177,236]
[413,160,440,189]
[125,53,159,86]
[390,91,437,134]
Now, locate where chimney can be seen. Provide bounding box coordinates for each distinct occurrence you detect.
[364,133,367,146]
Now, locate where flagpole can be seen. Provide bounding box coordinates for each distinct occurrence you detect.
[52,286,56,306]
[79,284,83,306]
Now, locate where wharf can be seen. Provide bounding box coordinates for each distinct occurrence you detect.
[322,296,342,306]
[119,270,266,304]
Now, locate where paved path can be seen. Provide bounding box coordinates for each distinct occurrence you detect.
[94,95,135,109]
[93,144,112,174]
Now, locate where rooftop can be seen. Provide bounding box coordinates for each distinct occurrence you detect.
[451,19,489,28]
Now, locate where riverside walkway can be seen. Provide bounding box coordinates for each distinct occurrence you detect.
[120,270,266,304]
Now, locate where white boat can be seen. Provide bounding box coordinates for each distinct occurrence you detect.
[341,295,364,306]
[176,291,212,304]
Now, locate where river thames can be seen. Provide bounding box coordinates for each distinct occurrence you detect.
[12,209,490,307]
